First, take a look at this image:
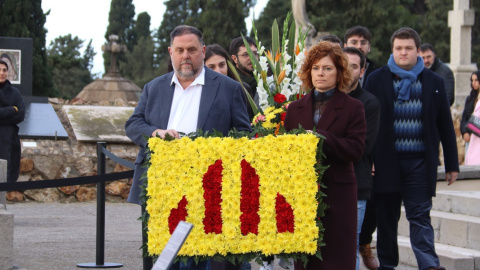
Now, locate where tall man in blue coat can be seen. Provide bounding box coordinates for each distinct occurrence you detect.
[125,25,252,270]
[365,28,459,270]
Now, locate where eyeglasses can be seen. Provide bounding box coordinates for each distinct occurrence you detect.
[238,52,258,58]
[347,40,369,46]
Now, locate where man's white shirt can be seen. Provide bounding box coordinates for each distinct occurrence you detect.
[166,68,205,135]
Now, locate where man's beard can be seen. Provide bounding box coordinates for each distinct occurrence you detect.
[175,60,200,80]
[237,61,254,75]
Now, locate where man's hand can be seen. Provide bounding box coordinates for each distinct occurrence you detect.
[463,133,471,142]
[445,171,458,186]
[151,129,180,139]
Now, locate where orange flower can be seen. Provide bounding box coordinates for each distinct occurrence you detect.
[275,49,281,62]
[295,44,300,56]
[277,70,286,84]
[266,50,273,62]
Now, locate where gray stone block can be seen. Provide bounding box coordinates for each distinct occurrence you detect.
[0,159,7,208]
[0,209,14,270]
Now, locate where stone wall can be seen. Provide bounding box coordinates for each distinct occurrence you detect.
[7,100,139,203]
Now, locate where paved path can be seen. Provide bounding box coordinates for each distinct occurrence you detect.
[6,179,480,270]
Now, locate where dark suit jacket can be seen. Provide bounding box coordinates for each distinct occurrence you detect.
[365,66,459,196]
[125,68,252,204]
[284,89,366,269]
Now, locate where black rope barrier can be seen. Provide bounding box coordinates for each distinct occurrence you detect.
[0,170,133,192]
[101,147,135,169]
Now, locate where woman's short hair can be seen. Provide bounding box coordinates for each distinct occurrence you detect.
[299,41,352,92]
[205,44,235,79]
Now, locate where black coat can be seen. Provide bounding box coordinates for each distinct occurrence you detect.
[349,84,380,200]
[365,66,459,196]
[460,90,478,135]
[0,80,25,182]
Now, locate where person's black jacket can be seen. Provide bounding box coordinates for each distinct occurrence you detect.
[361,58,378,88]
[349,83,380,200]
[0,80,25,182]
[430,58,455,106]
[460,90,479,135]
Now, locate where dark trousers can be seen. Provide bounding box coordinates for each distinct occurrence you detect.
[375,157,439,270]
[359,195,377,246]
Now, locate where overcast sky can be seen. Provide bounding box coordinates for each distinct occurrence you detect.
[41,0,268,76]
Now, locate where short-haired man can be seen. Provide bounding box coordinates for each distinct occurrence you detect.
[229,36,258,98]
[365,27,458,270]
[344,26,378,87]
[344,25,379,270]
[126,25,252,270]
[419,43,455,106]
[344,47,380,270]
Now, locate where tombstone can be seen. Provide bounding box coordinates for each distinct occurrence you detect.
[448,0,477,106]
[0,159,14,270]
[0,37,33,97]
[75,35,142,103]
[63,105,134,142]
[18,103,68,140]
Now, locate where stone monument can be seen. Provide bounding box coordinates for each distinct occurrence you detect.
[291,0,317,48]
[448,0,477,106]
[0,159,14,270]
[75,35,142,103]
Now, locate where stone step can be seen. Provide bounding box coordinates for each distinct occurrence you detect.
[373,235,480,270]
[398,208,480,250]
[433,190,480,218]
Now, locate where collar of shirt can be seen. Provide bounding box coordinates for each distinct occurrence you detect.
[171,67,206,89]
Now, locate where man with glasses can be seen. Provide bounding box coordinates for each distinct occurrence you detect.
[344,26,378,88]
[344,25,379,270]
[229,36,259,98]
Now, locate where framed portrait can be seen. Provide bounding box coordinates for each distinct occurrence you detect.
[0,49,21,84]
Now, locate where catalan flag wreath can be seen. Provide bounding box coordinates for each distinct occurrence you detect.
[141,128,328,265]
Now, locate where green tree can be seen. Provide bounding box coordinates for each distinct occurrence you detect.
[0,0,55,97]
[254,0,291,49]
[120,12,156,87]
[155,0,200,73]
[196,0,256,49]
[47,35,95,99]
[155,0,255,73]
[103,0,136,75]
[418,0,452,62]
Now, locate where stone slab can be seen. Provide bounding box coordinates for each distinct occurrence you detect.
[0,209,14,270]
[437,165,480,180]
[433,190,480,217]
[373,235,480,270]
[18,103,68,140]
[399,208,480,250]
[63,105,134,143]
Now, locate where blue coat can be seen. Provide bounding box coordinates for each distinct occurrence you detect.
[125,68,252,204]
[365,66,459,196]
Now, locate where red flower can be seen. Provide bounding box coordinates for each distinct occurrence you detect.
[296,94,305,100]
[203,159,223,234]
[275,193,295,233]
[168,196,188,234]
[280,112,287,121]
[274,93,287,103]
[240,159,260,235]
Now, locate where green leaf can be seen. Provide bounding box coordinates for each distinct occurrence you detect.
[227,60,260,116]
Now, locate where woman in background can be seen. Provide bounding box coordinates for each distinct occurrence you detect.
[464,70,480,165]
[205,44,255,121]
[0,59,25,182]
[461,70,480,159]
[284,41,366,269]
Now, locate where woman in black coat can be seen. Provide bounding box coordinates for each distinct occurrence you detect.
[460,70,480,156]
[0,59,25,182]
